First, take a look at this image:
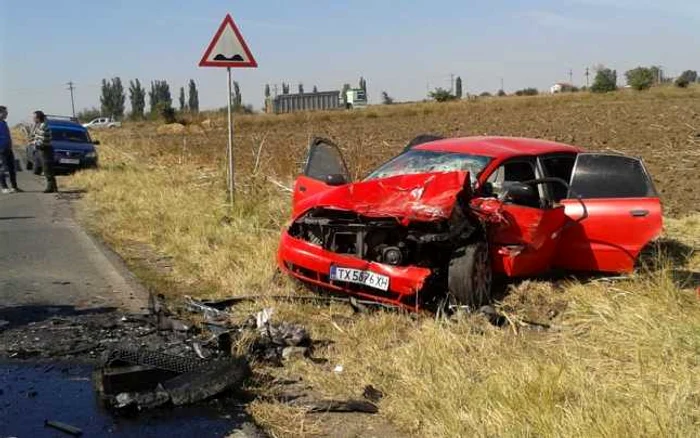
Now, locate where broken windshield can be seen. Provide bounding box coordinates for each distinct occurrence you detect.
[365,150,491,182]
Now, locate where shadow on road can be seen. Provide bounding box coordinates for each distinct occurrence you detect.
[0,305,116,331]
[0,216,35,221]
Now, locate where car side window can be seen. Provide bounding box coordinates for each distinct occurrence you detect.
[485,160,540,207]
[540,154,576,202]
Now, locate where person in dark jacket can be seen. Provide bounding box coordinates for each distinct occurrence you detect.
[32,110,57,193]
[0,105,21,193]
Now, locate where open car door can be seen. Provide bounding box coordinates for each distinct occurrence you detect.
[292,138,350,215]
[555,153,662,273]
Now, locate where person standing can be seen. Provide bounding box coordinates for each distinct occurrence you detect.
[0,105,21,193]
[32,110,57,193]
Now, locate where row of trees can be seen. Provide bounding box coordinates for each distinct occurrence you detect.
[594,65,698,92]
[97,77,200,120]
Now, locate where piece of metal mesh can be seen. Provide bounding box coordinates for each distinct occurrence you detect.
[104,348,206,373]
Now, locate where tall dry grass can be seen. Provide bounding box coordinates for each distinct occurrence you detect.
[68,91,700,437]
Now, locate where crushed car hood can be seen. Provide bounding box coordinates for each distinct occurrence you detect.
[297,171,470,222]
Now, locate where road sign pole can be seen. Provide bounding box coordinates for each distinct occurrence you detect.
[226,67,235,203]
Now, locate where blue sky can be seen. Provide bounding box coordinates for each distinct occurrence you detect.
[1,0,698,124]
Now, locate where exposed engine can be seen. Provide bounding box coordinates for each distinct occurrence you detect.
[288,206,478,268]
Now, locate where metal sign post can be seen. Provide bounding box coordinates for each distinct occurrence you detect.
[226,67,234,200]
[199,13,258,204]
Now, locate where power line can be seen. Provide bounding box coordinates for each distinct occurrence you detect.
[66,81,76,117]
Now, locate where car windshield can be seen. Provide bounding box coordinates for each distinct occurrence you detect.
[52,128,90,143]
[365,149,492,182]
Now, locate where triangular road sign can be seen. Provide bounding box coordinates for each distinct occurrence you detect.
[199,14,257,68]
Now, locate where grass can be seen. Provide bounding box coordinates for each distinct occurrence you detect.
[67,90,700,437]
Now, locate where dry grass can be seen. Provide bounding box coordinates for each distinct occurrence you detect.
[67,90,700,437]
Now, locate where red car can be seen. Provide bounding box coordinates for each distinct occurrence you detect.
[277,136,662,311]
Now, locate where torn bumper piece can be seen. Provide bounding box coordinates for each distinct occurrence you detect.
[278,232,432,310]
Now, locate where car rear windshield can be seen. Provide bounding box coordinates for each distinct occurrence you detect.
[51,128,90,143]
[365,150,491,182]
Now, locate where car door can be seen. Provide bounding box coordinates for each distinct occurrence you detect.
[555,153,662,273]
[292,138,350,216]
[478,157,568,277]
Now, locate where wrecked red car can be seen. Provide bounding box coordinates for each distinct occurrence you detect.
[277,136,663,311]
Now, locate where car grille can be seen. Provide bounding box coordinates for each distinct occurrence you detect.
[54,150,84,159]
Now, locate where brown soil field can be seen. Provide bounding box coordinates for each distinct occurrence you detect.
[122,88,700,217]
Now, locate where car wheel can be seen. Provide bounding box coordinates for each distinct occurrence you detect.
[448,240,493,308]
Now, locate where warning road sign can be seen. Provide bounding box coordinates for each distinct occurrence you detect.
[199,14,257,68]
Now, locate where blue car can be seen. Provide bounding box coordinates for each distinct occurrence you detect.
[25,118,99,174]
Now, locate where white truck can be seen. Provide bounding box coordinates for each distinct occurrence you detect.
[82,117,122,129]
[345,88,368,109]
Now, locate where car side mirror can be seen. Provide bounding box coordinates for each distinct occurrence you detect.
[503,182,538,204]
[325,174,348,186]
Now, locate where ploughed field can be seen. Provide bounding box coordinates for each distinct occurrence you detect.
[66,88,700,438]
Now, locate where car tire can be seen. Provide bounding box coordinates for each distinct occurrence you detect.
[448,240,493,308]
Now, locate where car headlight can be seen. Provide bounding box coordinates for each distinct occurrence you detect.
[85,151,97,159]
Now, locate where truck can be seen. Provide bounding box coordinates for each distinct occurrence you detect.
[269,91,342,114]
[344,88,367,109]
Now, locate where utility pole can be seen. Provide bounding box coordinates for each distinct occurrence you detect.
[568,69,573,84]
[66,81,76,117]
[585,67,590,87]
[500,77,504,92]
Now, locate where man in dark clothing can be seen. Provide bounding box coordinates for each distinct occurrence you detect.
[32,110,57,193]
[0,105,21,193]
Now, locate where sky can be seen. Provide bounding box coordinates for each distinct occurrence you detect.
[1,0,699,124]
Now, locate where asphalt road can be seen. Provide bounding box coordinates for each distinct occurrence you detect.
[0,169,147,312]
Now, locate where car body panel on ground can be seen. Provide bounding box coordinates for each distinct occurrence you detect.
[278,136,663,310]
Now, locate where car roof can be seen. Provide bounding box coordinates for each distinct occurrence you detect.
[47,120,87,131]
[415,136,582,158]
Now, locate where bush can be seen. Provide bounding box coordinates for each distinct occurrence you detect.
[497,89,507,97]
[675,70,697,88]
[515,88,539,96]
[479,92,492,97]
[160,105,177,124]
[625,67,655,91]
[591,68,617,93]
[429,88,457,102]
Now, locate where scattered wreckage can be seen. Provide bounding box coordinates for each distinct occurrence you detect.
[278,135,663,311]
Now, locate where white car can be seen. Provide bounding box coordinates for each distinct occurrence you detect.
[82,117,121,129]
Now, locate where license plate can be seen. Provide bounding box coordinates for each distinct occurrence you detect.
[59,158,80,165]
[330,266,390,291]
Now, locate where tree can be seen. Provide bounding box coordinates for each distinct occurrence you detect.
[591,67,617,93]
[479,91,492,97]
[625,67,655,91]
[149,80,172,116]
[381,91,394,105]
[455,76,463,99]
[179,87,186,111]
[430,88,457,102]
[341,83,351,104]
[282,82,290,94]
[231,81,242,111]
[264,84,271,98]
[298,83,304,94]
[313,85,318,93]
[100,77,126,119]
[188,79,199,113]
[649,66,663,84]
[515,87,538,96]
[675,70,698,88]
[128,79,146,120]
[497,89,507,97]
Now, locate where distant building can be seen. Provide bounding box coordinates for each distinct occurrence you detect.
[550,83,576,93]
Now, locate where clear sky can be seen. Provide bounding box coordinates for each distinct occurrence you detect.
[1,0,698,124]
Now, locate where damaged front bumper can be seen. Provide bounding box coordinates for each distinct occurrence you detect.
[278,232,433,310]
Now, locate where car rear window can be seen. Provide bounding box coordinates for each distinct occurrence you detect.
[569,154,656,199]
